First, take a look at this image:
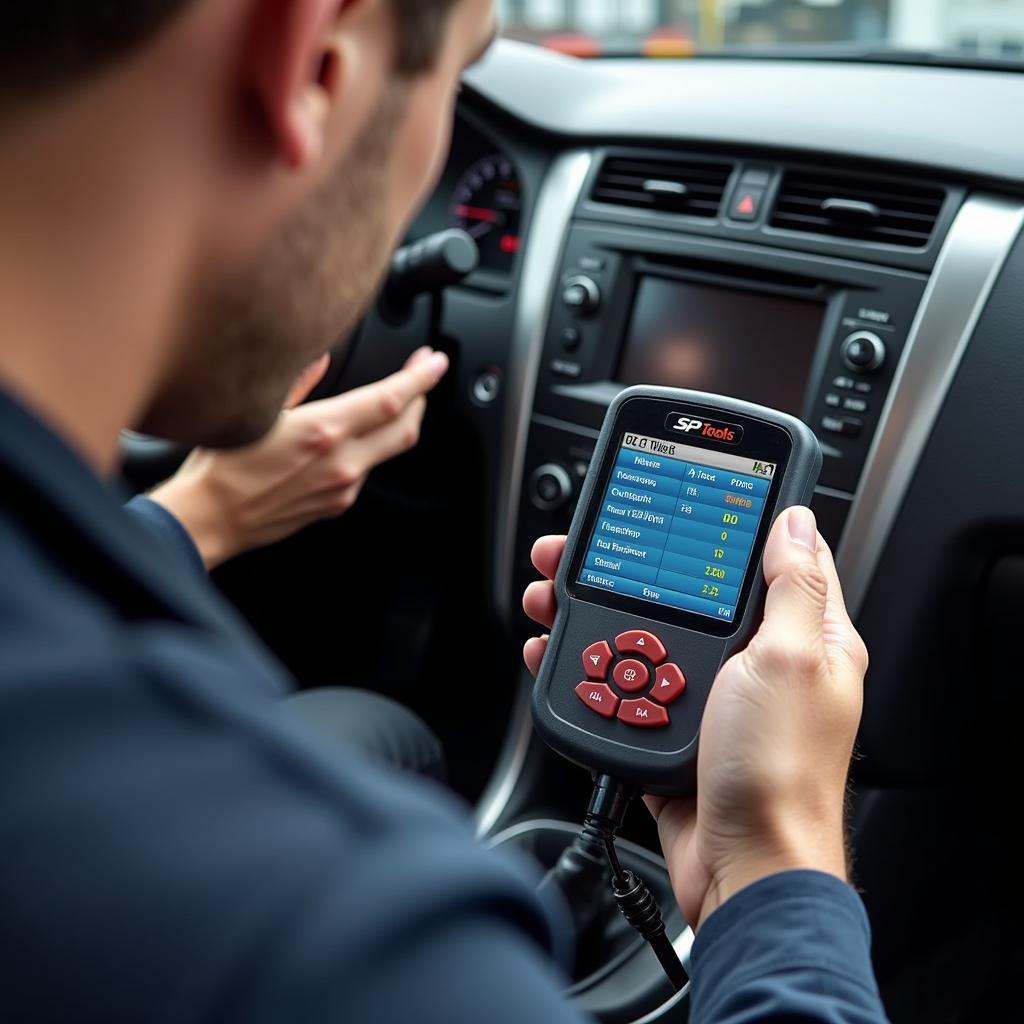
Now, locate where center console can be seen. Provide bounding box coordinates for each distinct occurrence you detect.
[513,220,928,620]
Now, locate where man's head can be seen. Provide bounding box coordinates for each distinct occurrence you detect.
[0,1,495,450]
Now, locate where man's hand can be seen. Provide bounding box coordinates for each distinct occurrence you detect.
[522,508,868,931]
[150,347,449,569]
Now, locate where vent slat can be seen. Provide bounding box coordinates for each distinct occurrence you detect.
[776,195,939,224]
[591,155,733,219]
[770,170,945,248]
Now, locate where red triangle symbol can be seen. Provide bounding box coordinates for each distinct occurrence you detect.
[737,194,756,215]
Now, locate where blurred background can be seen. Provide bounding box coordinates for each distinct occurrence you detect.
[498,0,1024,60]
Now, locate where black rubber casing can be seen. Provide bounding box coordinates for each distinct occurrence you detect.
[532,387,822,795]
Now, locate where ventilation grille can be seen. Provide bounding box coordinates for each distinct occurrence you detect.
[591,156,734,219]
[770,170,945,247]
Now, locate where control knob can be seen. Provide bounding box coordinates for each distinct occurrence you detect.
[561,276,602,317]
[530,464,574,512]
[842,331,886,373]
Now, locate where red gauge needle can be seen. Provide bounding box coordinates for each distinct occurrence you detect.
[454,204,501,223]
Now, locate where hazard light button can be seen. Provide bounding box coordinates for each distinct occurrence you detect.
[729,186,765,222]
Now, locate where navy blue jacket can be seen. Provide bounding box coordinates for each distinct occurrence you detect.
[0,387,889,1023]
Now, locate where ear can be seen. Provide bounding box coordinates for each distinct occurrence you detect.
[247,0,368,170]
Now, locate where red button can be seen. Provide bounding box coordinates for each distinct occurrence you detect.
[617,698,670,728]
[575,681,619,718]
[612,659,649,693]
[582,641,614,680]
[652,663,687,704]
[615,630,667,664]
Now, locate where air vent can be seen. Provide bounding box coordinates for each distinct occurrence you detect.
[591,156,734,219]
[771,170,945,248]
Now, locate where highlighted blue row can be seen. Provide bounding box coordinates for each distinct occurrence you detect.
[602,494,760,535]
[584,552,743,606]
[615,448,771,497]
[607,478,766,519]
[591,530,752,570]
[578,569,736,620]
[593,515,755,551]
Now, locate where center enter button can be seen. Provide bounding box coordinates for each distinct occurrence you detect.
[613,659,649,693]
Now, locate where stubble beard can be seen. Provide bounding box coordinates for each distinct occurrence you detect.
[138,85,407,449]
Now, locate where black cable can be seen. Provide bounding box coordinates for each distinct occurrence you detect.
[582,775,689,993]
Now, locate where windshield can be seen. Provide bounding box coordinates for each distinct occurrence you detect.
[498,0,1024,65]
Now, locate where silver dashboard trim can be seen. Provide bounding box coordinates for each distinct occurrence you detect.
[475,671,534,838]
[494,149,594,623]
[837,196,1024,616]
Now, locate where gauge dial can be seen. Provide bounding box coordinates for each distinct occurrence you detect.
[449,153,522,273]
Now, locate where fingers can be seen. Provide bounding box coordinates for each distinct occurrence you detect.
[815,532,870,677]
[343,396,427,476]
[404,345,434,369]
[285,354,331,409]
[522,536,567,670]
[336,350,449,436]
[523,580,557,629]
[754,507,830,670]
[523,635,549,676]
[531,535,567,581]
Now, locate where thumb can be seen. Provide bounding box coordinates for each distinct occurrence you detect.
[756,507,829,654]
[285,354,332,410]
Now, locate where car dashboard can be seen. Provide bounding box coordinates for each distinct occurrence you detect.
[196,40,1024,1024]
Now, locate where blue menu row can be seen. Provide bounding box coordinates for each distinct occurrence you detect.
[577,444,773,621]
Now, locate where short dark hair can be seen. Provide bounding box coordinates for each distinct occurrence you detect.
[0,0,460,99]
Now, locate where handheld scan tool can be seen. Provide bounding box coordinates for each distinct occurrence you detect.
[533,387,822,796]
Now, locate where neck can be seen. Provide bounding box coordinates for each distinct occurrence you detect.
[0,84,199,476]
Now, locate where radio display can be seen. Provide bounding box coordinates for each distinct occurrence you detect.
[617,277,824,415]
[576,432,774,623]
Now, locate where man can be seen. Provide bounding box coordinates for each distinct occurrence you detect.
[0,3,887,1023]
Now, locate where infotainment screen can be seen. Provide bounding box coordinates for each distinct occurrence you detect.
[616,277,824,415]
[576,432,775,623]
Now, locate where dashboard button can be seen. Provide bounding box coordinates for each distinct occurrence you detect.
[854,381,873,394]
[613,659,650,693]
[821,416,863,438]
[843,396,869,413]
[551,359,582,378]
[833,376,856,391]
[530,464,573,511]
[471,370,501,406]
[615,630,667,664]
[561,326,582,352]
[825,393,841,408]
[652,663,687,704]
[729,186,765,222]
[576,682,619,719]
[617,698,670,728]
[582,641,614,680]
[562,276,601,317]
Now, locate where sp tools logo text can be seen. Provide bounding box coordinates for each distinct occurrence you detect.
[665,412,744,445]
